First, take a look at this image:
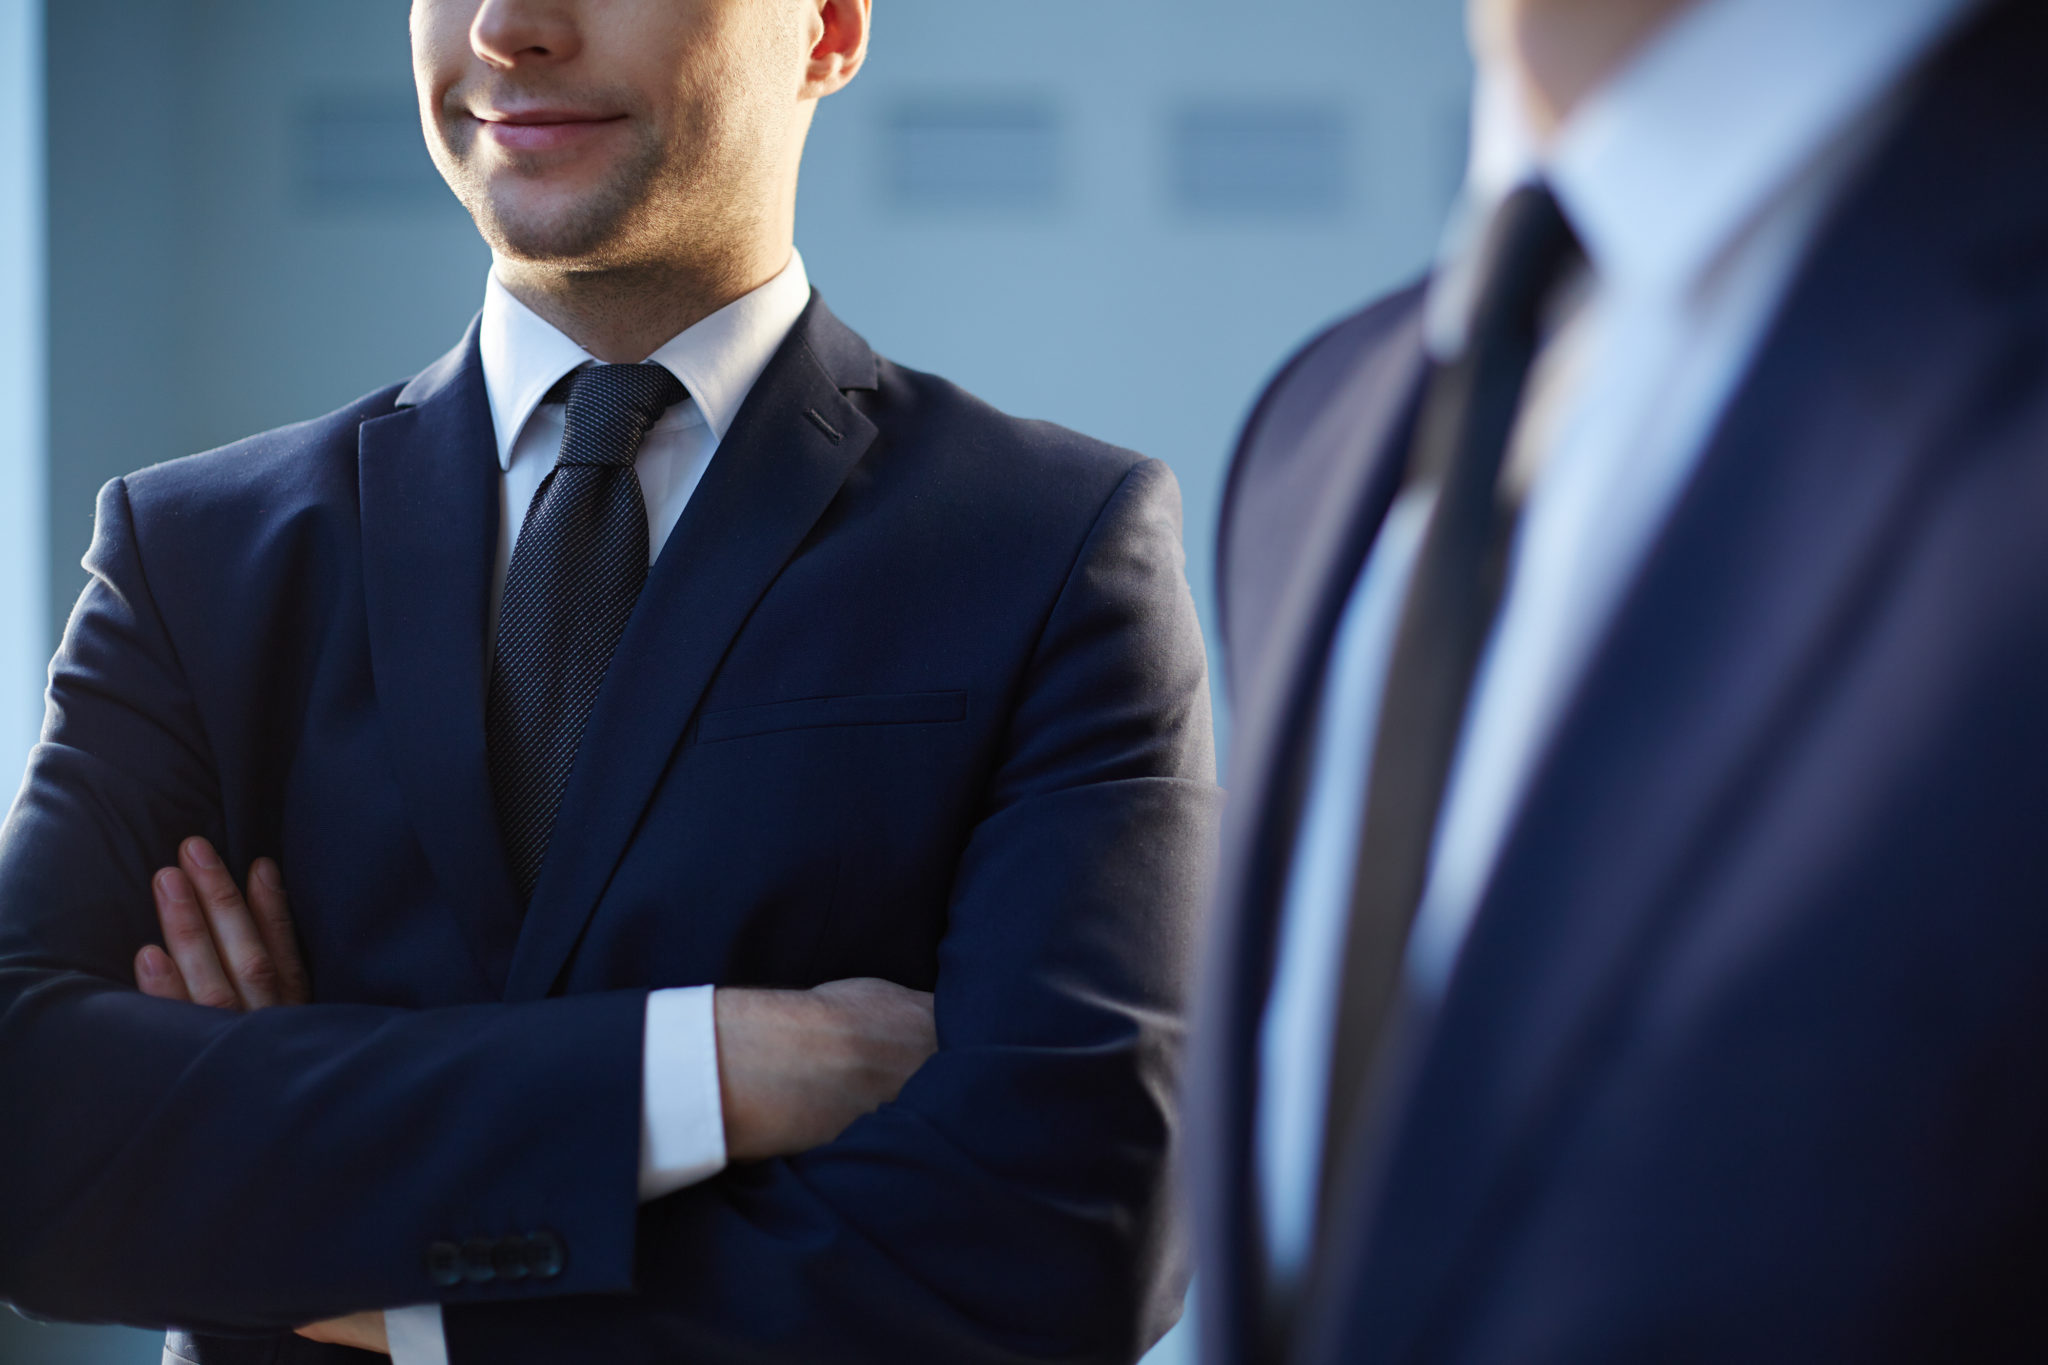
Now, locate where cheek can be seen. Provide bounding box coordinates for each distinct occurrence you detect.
[667,32,784,152]
[410,0,477,93]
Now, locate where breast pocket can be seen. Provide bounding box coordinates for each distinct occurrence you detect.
[690,690,968,745]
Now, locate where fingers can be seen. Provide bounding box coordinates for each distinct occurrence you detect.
[153,865,240,1011]
[813,977,939,1060]
[247,857,312,1006]
[294,1312,389,1353]
[139,842,306,1012]
[714,982,944,1162]
[180,838,297,1010]
[812,976,935,1014]
[133,944,191,1002]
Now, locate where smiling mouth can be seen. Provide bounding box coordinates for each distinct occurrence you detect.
[473,110,627,153]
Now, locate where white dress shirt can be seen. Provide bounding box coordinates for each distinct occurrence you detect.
[1254,0,1984,1289]
[377,250,813,1365]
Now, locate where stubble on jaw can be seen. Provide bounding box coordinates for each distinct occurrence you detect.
[422,9,792,280]
[427,96,678,269]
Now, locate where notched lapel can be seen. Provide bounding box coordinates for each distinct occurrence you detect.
[501,299,881,1003]
[358,322,525,996]
[1192,300,1430,1365]
[1219,310,1431,910]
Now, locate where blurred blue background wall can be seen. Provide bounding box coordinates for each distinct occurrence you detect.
[3,2,1471,1361]
[0,0,46,777]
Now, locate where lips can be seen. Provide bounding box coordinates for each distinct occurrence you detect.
[475,108,626,153]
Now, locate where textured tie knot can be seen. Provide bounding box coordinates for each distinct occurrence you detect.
[555,363,689,468]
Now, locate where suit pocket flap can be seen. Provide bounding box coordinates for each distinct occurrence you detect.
[691,691,967,745]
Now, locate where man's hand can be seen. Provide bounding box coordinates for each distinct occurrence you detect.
[294,1311,390,1354]
[134,837,309,1009]
[715,978,937,1161]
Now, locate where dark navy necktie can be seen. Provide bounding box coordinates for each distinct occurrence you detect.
[1317,185,1583,1223]
[487,362,688,902]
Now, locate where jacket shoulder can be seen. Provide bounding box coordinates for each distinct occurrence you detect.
[119,382,407,519]
[1214,281,1429,651]
[1226,280,1429,506]
[864,356,1158,527]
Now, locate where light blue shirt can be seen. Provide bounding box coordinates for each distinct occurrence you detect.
[1254,0,1985,1289]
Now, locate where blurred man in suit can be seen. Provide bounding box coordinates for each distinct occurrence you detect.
[1191,0,2048,1359]
[0,1,1219,1362]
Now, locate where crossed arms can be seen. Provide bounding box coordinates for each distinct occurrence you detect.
[0,459,1220,1362]
[135,838,939,1353]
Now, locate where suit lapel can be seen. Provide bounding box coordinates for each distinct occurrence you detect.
[1319,8,2048,1354]
[501,297,881,1002]
[1191,301,1430,1364]
[357,321,524,995]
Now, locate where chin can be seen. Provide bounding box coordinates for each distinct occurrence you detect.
[484,215,616,266]
[473,182,640,265]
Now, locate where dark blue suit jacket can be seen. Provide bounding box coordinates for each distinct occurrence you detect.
[0,294,1221,1364]
[1190,4,2048,1361]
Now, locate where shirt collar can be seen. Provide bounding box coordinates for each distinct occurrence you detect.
[1428,0,1981,357]
[478,248,813,471]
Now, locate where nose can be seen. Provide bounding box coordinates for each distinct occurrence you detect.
[470,0,581,70]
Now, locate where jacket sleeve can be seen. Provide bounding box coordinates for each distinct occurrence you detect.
[440,458,1224,1365]
[0,479,648,1332]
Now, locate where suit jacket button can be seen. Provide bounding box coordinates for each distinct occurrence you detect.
[491,1236,531,1282]
[425,1241,463,1288]
[461,1236,498,1284]
[524,1230,565,1280]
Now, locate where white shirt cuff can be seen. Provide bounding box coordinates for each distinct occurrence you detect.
[640,984,727,1200]
[375,992,719,1365]
[385,1305,450,1365]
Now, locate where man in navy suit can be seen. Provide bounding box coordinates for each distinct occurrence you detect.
[0,1,1218,1362]
[1191,0,2048,1360]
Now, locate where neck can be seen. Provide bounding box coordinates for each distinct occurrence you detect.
[1473,0,1699,140]
[494,235,793,364]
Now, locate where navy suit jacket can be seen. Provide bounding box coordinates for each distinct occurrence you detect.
[1190,4,2048,1362]
[0,294,1221,1364]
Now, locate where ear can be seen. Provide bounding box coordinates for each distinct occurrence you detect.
[801,0,870,99]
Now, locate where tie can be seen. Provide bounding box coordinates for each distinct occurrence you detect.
[1317,186,1583,1223]
[487,362,688,902]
